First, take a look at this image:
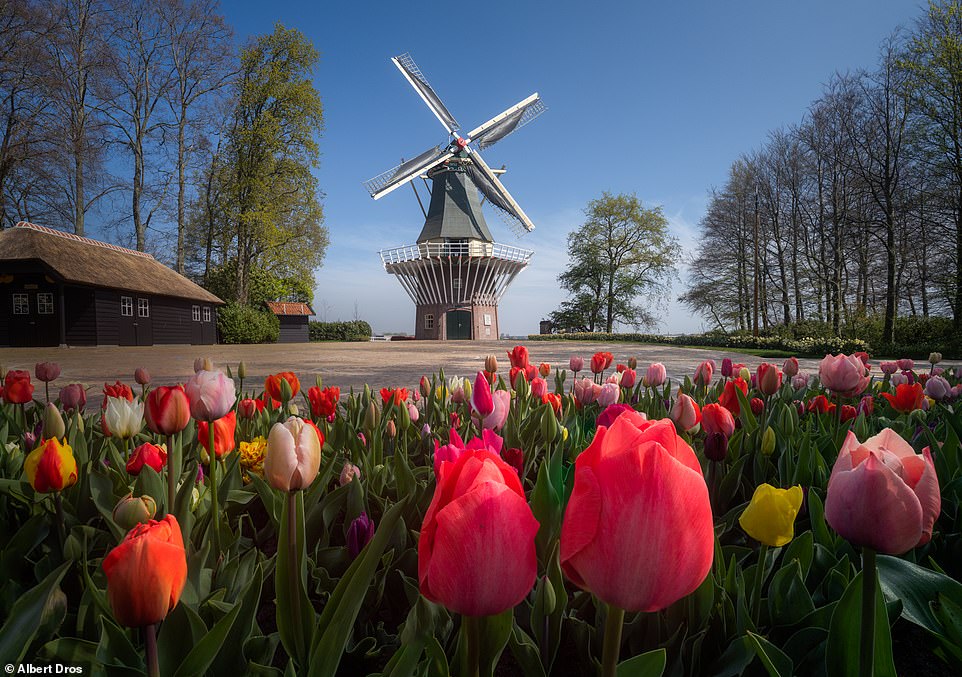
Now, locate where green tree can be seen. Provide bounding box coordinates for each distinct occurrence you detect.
[551,192,679,333]
[226,23,327,303]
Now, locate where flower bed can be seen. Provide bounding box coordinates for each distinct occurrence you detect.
[0,350,960,676]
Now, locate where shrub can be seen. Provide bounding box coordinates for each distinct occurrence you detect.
[309,320,372,342]
[217,302,280,344]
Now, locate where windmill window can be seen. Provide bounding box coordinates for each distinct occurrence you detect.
[138,298,150,317]
[192,305,201,322]
[452,278,462,291]
[203,306,211,322]
[12,293,29,315]
[121,296,133,316]
[37,293,54,314]
[424,314,434,329]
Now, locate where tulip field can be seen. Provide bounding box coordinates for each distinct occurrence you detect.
[3,348,962,676]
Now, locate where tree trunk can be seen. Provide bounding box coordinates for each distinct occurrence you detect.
[74,140,84,236]
[882,210,896,344]
[133,143,145,251]
[177,107,187,273]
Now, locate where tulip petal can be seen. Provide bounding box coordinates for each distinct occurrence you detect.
[422,480,539,616]
[866,428,916,459]
[559,464,601,589]
[914,447,941,545]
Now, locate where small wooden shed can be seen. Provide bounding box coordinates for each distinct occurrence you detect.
[264,301,314,343]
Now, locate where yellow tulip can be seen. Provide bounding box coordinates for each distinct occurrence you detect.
[739,483,803,547]
[24,438,78,493]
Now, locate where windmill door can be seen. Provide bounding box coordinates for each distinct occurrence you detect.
[446,310,471,340]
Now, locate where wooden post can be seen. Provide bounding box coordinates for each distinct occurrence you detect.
[57,282,67,347]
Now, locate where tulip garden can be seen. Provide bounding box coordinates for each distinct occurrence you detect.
[2,348,962,676]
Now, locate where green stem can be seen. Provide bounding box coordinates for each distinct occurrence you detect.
[860,547,877,677]
[54,492,66,554]
[287,491,303,660]
[166,433,176,517]
[45,382,50,404]
[752,543,769,626]
[602,605,625,677]
[144,623,159,677]
[465,615,481,677]
[208,422,220,556]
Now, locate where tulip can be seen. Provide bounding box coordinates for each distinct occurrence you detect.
[569,355,584,373]
[59,384,86,413]
[597,403,633,429]
[127,442,167,475]
[560,412,713,614]
[807,395,836,415]
[102,515,187,628]
[891,372,908,387]
[134,367,151,386]
[825,429,940,553]
[3,370,34,404]
[24,437,78,492]
[750,397,765,416]
[590,351,614,374]
[896,358,914,372]
[840,405,857,422]
[339,462,361,486]
[929,352,942,365]
[502,447,524,476]
[104,397,144,440]
[756,363,782,396]
[35,361,61,383]
[386,420,397,438]
[738,366,751,382]
[347,512,375,559]
[620,368,637,389]
[670,393,701,432]
[196,411,237,459]
[238,397,264,419]
[539,362,551,377]
[102,381,134,408]
[471,371,494,417]
[193,357,213,372]
[482,390,510,431]
[530,377,548,399]
[701,403,735,437]
[485,355,498,373]
[23,420,42,451]
[819,353,870,398]
[740,484,803,547]
[605,371,623,386]
[760,426,776,455]
[616,363,626,373]
[924,376,951,402]
[380,387,409,407]
[627,356,637,370]
[881,383,925,413]
[307,386,339,419]
[573,377,597,407]
[506,345,529,369]
[185,369,235,422]
[693,360,714,386]
[144,386,190,436]
[596,383,619,408]
[113,493,158,530]
[643,363,666,387]
[880,361,898,375]
[782,357,799,378]
[721,358,733,379]
[419,448,539,616]
[704,431,729,462]
[857,395,875,417]
[43,402,66,440]
[265,372,300,405]
[237,361,247,379]
[408,403,420,423]
[718,378,748,416]
[264,416,323,492]
[791,373,809,391]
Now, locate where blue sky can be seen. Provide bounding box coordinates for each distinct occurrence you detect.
[219,0,923,336]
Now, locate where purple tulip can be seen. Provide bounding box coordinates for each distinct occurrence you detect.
[347,512,375,559]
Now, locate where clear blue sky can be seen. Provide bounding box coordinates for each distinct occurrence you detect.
[219,0,923,335]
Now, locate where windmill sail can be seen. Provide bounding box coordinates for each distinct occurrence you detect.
[364,145,455,199]
[393,53,460,134]
[464,150,536,234]
[470,95,546,151]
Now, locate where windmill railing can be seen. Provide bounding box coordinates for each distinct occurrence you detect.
[379,241,533,266]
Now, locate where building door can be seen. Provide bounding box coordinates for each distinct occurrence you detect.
[446,310,471,340]
[9,290,58,347]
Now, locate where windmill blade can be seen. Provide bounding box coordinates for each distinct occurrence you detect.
[463,149,535,234]
[364,145,455,200]
[468,93,546,151]
[392,53,460,135]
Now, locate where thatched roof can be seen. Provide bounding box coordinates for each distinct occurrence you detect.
[0,222,223,304]
[265,301,314,316]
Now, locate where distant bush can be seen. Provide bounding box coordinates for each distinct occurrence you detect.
[217,303,280,344]
[309,320,372,342]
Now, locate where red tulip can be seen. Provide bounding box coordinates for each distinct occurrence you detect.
[670,393,701,432]
[509,365,537,388]
[840,404,857,422]
[881,383,925,414]
[825,429,940,553]
[35,362,61,383]
[693,360,714,386]
[596,403,633,428]
[819,353,870,398]
[506,345,529,369]
[590,351,614,374]
[197,411,237,459]
[542,392,562,416]
[126,442,167,475]
[144,386,191,436]
[750,397,765,415]
[718,377,748,416]
[756,363,782,396]
[701,403,735,437]
[419,448,539,616]
[620,368,637,388]
[59,384,87,412]
[102,515,187,627]
[265,372,300,404]
[502,447,524,476]
[560,412,713,611]
[3,370,34,403]
[380,387,409,407]
[807,395,836,415]
[782,357,799,377]
[102,381,133,408]
[307,386,340,419]
[471,371,494,417]
[538,362,551,377]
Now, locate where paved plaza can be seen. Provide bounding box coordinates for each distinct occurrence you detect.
[0,340,824,396]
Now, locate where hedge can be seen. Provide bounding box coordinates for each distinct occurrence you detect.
[309,320,372,342]
[217,302,280,344]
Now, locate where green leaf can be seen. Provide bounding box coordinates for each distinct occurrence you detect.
[276,491,314,668]
[616,647,667,677]
[507,624,546,677]
[454,610,513,677]
[825,569,897,677]
[746,631,793,677]
[876,554,962,636]
[158,604,207,676]
[172,597,242,677]
[768,559,815,626]
[209,565,265,675]
[134,464,166,513]
[0,561,71,665]
[41,638,100,666]
[96,616,143,671]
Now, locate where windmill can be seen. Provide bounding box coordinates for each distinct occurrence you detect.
[365,53,544,340]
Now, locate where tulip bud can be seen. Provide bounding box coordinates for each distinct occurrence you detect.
[750,397,765,416]
[347,512,375,559]
[721,358,733,379]
[363,400,380,432]
[541,403,559,443]
[43,402,66,441]
[514,373,530,398]
[503,447,524,476]
[485,355,498,373]
[238,361,248,379]
[134,367,151,386]
[193,357,213,372]
[279,377,294,404]
[73,411,85,433]
[704,431,729,462]
[761,427,776,456]
[627,356,637,370]
[112,493,157,530]
[35,361,61,383]
[539,362,551,377]
[419,376,431,398]
[339,462,361,486]
[408,403,420,423]
[929,352,943,365]
[738,366,751,382]
[386,420,397,438]
[778,403,796,438]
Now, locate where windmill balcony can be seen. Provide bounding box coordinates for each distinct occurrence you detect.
[378,240,533,265]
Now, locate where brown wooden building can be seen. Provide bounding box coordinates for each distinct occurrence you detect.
[0,222,223,347]
[264,301,314,343]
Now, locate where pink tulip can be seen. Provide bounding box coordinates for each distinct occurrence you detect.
[560,412,713,611]
[59,384,87,413]
[620,368,637,388]
[35,362,61,383]
[643,363,666,387]
[701,403,735,438]
[694,360,714,386]
[880,361,899,375]
[482,390,510,431]
[782,357,799,377]
[134,367,151,386]
[433,428,503,476]
[670,393,701,432]
[924,376,951,402]
[825,429,940,554]
[530,377,548,399]
[596,383,619,408]
[407,403,420,423]
[339,462,361,486]
[896,358,915,372]
[791,373,809,391]
[264,417,323,491]
[569,356,584,372]
[891,372,908,387]
[471,371,494,417]
[818,353,870,398]
[184,369,236,421]
[574,377,598,407]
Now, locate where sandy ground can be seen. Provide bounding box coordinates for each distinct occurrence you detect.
[0,340,825,397]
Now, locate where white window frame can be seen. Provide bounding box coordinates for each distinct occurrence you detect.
[121,296,133,317]
[12,293,29,315]
[424,313,434,329]
[452,277,462,291]
[202,306,211,322]
[138,298,149,318]
[192,305,201,322]
[36,292,54,315]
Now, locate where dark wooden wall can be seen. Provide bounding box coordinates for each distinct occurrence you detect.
[278,316,309,343]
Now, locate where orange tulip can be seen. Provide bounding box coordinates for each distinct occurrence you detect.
[265,372,300,404]
[3,370,34,404]
[881,383,925,414]
[197,411,237,459]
